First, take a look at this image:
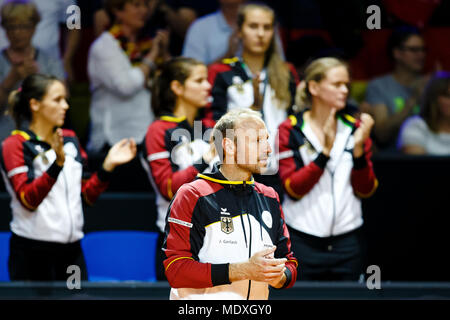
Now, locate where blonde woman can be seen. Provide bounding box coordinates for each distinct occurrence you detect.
[207,3,298,199]
[277,57,378,281]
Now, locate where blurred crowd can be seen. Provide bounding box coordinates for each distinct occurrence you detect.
[0,0,449,155]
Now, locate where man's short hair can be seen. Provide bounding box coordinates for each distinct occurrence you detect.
[212,108,264,161]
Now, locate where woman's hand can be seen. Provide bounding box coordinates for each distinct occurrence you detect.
[102,138,137,172]
[51,128,65,166]
[156,29,170,58]
[353,113,374,158]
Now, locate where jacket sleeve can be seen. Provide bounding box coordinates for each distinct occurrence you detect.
[277,119,329,199]
[144,123,209,201]
[273,192,298,288]
[163,184,231,288]
[80,150,111,206]
[351,137,379,198]
[1,136,62,211]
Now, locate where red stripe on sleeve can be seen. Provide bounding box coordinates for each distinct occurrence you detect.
[277,120,324,199]
[2,136,58,211]
[351,138,378,198]
[145,121,199,201]
[163,184,214,288]
[277,194,298,287]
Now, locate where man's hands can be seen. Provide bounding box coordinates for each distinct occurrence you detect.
[229,246,287,288]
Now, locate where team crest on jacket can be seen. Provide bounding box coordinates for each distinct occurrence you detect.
[221,216,234,234]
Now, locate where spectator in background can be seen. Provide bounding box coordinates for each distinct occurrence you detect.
[364,26,427,152]
[207,3,298,199]
[93,0,199,56]
[0,0,80,83]
[278,57,378,280]
[399,71,450,155]
[87,0,169,156]
[0,0,65,142]
[182,0,244,65]
[182,0,285,65]
[141,57,217,280]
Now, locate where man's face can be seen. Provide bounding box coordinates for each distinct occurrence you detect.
[227,117,272,174]
[394,35,426,73]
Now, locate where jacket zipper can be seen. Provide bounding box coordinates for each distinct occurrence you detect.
[246,213,252,300]
[329,171,336,236]
[62,170,73,243]
[242,182,253,300]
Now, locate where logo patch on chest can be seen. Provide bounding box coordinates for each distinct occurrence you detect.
[221,216,234,234]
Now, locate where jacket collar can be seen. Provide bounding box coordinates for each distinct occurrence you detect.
[291,109,357,171]
[11,128,40,141]
[197,163,255,193]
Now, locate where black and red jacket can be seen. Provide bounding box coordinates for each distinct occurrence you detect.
[207,57,299,122]
[0,129,110,243]
[141,115,216,233]
[163,165,298,300]
[277,110,378,237]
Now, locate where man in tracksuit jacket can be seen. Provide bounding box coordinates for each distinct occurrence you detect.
[163,109,298,300]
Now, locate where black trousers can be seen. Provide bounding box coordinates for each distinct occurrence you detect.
[288,226,366,281]
[8,233,87,281]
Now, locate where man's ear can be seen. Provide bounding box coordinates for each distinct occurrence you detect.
[222,137,235,164]
[29,98,40,113]
[170,80,184,97]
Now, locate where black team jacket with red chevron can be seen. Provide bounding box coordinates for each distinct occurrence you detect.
[163,164,298,300]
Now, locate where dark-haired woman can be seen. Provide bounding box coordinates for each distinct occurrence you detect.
[399,71,450,155]
[0,74,137,281]
[141,57,216,280]
[207,3,299,200]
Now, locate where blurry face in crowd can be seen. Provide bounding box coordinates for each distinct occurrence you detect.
[239,8,274,56]
[175,64,211,108]
[31,81,69,128]
[309,65,350,110]
[115,0,147,31]
[145,0,158,19]
[230,117,272,174]
[4,18,35,50]
[219,0,245,7]
[394,35,426,73]
[438,84,450,118]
